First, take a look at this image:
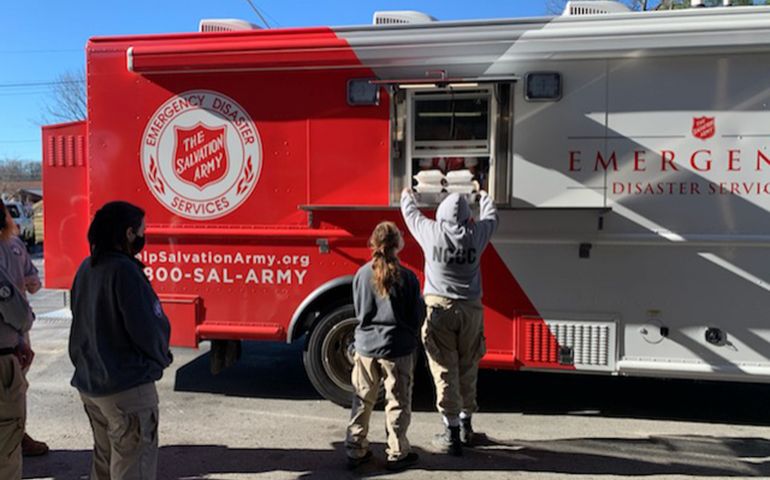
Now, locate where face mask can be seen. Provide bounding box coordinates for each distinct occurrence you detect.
[131,235,146,255]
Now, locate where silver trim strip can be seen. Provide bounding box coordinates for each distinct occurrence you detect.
[126,46,134,72]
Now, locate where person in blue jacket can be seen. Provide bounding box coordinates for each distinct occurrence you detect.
[69,201,172,480]
[345,221,423,472]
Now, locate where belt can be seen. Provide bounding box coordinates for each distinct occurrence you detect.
[0,347,16,356]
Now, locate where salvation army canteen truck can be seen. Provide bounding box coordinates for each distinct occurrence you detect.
[43,1,770,405]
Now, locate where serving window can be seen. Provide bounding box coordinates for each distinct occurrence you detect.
[390,84,511,205]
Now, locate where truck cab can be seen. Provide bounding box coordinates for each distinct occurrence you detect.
[4,201,35,247]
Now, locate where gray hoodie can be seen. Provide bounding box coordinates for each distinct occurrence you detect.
[401,191,498,300]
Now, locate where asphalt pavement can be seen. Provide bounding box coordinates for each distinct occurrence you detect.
[20,255,770,480]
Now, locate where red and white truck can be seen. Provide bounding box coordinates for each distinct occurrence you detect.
[43,1,770,405]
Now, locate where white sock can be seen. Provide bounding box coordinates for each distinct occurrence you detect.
[442,414,460,427]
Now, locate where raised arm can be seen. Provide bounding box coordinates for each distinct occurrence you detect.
[400,189,435,248]
[474,191,498,251]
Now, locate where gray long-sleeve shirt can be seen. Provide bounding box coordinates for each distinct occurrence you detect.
[69,252,172,396]
[353,261,423,359]
[401,191,498,301]
[0,236,40,349]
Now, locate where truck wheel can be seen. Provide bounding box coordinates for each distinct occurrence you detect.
[303,304,358,407]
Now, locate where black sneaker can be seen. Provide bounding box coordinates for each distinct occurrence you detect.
[386,452,419,471]
[432,425,462,456]
[346,450,373,470]
[460,417,474,446]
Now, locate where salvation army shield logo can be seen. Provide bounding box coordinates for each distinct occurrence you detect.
[141,90,262,220]
[173,123,228,190]
[692,116,715,140]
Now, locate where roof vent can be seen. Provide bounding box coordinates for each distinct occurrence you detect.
[562,1,631,16]
[372,11,436,25]
[199,19,260,33]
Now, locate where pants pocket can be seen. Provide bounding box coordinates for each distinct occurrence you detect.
[140,409,159,446]
[0,358,26,403]
[422,323,445,366]
[0,417,24,458]
[473,333,487,363]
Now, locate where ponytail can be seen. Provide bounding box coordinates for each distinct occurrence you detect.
[368,221,403,297]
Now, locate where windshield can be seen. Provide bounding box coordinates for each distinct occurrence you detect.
[5,204,20,218]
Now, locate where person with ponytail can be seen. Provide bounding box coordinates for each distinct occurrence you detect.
[0,201,44,479]
[69,201,172,480]
[345,221,423,472]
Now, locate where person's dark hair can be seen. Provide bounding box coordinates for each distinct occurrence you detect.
[0,202,18,241]
[87,201,145,265]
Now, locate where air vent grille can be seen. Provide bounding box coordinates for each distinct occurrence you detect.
[199,19,260,33]
[523,319,616,371]
[46,134,85,168]
[562,1,631,16]
[373,11,436,25]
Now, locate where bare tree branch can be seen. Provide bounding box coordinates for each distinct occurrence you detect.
[39,70,86,124]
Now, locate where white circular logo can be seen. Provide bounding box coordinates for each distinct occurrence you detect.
[0,284,12,301]
[141,90,262,220]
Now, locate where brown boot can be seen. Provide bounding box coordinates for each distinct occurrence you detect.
[22,433,49,457]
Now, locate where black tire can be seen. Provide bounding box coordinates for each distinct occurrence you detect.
[303,304,358,407]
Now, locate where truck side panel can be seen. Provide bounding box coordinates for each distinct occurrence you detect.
[42,121,89,289]
[507,52,770,379]
[86,30,390,345]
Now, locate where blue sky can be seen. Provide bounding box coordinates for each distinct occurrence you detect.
[1,0,550,162]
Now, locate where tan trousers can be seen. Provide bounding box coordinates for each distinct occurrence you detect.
[346,352,415,461]
[422,295,486,424]
[80,382,160,480]
[0,355,26,480]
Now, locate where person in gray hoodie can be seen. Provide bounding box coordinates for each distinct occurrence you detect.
[70,201,172,480]
[401,189,497,456]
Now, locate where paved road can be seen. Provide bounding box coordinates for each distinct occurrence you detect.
[21,257,770,479]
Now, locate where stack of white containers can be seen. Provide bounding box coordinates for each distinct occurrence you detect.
[413,169,445,194]
[445,169,477,194]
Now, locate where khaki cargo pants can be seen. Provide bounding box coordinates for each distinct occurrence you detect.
[0,354,26,480]
[346,352,415,461]
[80,382,160,480]
[422,295,486,422]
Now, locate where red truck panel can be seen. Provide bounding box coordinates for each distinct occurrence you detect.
[42,121,89,289]
[78,28,391,347]
[43,25,554,375]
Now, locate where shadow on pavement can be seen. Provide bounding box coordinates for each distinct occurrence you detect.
[174,340,322,401]
[469,368,770,427]
[175,340,770,426]
[23,436,770,479]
